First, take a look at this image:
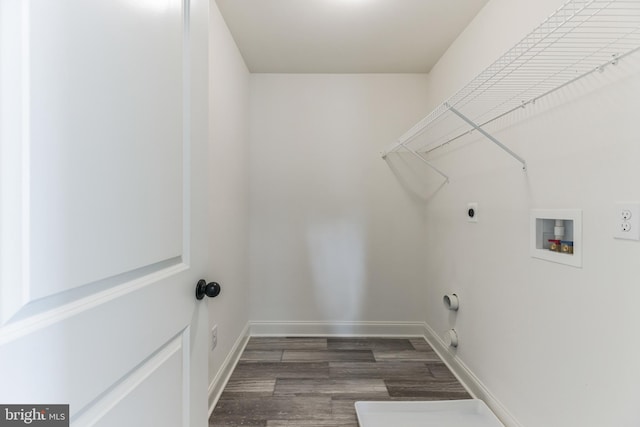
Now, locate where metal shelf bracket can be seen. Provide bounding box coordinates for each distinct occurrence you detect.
[447,105,527,171]
[400,143,450,183]
[381,142,450,183]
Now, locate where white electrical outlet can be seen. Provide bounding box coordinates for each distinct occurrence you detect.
[211,325,218,351]
[614,202,640,240]
[467,202,478,223]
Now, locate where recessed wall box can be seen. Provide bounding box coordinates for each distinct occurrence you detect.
[530,209,582,268]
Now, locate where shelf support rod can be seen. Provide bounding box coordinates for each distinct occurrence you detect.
[398,142,449,183]
[448,105,527,171]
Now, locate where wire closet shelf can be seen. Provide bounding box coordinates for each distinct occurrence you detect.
[382,0,640,181]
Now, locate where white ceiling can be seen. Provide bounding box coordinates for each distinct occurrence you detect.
[215,0,490,73]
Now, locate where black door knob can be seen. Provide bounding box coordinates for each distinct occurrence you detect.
[195,279,221,300]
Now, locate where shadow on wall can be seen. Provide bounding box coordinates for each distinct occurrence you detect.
[306,219,365,325]
[385,152,447,204]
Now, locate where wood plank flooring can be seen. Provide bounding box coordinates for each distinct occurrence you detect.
[209,337,471,427]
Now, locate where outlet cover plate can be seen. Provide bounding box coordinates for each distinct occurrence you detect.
[211,325,218,351]
[614,202,640,240]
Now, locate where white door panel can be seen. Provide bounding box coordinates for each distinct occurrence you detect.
[29,0,184,298]
[77,332,187,426]
[0,269,192,410]
[0,0,210,425]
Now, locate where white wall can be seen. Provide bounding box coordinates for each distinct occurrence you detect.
[249,74,432,327]
[212,1,640,423]
[420,1,640,426]
[207,0,250,401]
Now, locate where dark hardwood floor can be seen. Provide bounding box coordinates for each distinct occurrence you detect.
[209,337,471,427]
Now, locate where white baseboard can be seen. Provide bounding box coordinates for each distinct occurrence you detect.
[207,323,250,416]
[249,320,427,337]
[421,322,523,427]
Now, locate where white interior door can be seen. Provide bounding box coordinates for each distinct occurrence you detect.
[0,0,210,425]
